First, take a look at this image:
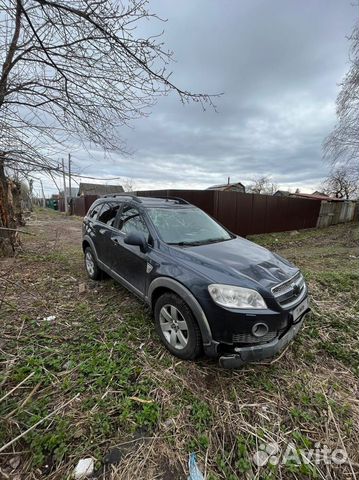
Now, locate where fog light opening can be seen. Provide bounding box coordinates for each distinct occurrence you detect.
[252,322,269,338]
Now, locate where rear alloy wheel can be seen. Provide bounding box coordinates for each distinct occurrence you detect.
[154,292,202,360]
[84,247,101,280]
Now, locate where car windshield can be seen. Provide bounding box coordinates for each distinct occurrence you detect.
[147,207,233,245]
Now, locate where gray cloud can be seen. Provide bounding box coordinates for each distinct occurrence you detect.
[42,0,356,195]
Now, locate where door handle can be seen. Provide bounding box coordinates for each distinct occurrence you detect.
[112,238,120,245]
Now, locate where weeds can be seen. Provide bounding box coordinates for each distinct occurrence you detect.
[0,210,358,479]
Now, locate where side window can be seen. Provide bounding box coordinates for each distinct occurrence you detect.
[88,203,102,220]
[118,205,149,238]
[97,202,121,227]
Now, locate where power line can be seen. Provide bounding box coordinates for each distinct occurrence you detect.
[3,156,124,181]
[71,173,124,180]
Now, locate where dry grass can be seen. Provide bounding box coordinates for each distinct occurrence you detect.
[0,209,358,479]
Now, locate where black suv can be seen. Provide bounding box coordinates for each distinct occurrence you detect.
[82,195,310,368]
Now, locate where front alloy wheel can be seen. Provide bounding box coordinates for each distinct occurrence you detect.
[159,304,189,350]
[154,292,202,360]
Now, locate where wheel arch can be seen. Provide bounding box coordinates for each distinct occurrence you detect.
[148,277,213,346]
[82,236,98,258]
[82,239,90,252]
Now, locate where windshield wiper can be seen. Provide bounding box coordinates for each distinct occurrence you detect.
[168,238,227,247]
[202,237,227,244]
[168,240,203,246]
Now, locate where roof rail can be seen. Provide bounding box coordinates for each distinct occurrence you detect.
[101,193,190,205]
[101,193,142,203]
[145,195,190,205]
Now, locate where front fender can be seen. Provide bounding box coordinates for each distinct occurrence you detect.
[148,277,213,347]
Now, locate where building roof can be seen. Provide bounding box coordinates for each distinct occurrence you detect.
[312,191,329,197]
[206,182,245,191]
[274,190,290,196]
[290,192,344,201]
[78,182,124,196]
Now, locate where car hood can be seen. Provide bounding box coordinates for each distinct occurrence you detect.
[169,237,298,292]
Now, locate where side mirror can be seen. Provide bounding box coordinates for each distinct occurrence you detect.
[124,231,148,253]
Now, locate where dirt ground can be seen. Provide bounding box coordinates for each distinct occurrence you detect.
[0,208,358,480]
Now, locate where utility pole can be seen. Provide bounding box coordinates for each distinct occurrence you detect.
[62,158,68,214]
[68,153,72,198]
[40,180,46,208]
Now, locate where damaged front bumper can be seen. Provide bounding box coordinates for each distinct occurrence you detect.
[218,309,310,368]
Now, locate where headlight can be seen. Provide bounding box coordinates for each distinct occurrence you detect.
[208,284,267,309]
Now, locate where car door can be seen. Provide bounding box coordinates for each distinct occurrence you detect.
[110,203,150,295]
[94,201,122,267]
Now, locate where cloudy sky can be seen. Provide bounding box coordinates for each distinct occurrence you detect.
[41,0,356,196]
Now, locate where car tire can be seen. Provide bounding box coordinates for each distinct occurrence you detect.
[154,292,202,360]
[84,247,101,280]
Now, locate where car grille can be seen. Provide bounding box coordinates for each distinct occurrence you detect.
[272,272,306,309]
[232,331,277,344]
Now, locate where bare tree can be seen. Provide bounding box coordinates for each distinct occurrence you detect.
[121,177,136,192]
[324,25,359,167]
[0,0,216,253]
[321,165,359,200]
[247,175,278,195]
